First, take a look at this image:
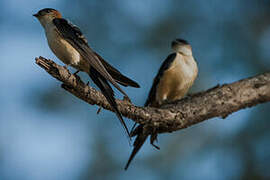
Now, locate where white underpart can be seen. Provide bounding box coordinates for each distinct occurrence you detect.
[175,53,197,82]
[173,53,198,94]
[156,52,198,105]
[173,45,192,56]
[43,21,81,66]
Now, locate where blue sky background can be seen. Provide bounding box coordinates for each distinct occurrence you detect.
[0,0,270,179]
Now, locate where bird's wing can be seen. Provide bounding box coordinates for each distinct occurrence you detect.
[53,18,129,97]
[94,52,140,88]
[89,67,131,140]
[144,53,177,107]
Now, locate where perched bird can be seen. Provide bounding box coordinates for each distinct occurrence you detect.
[33,8,140,139]
[125,38,198,170]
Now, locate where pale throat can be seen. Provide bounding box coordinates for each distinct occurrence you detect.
[38,17,55,29]
[173,46,192,56]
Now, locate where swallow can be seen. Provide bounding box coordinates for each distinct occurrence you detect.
[33,8,140,139]
[125,38,198,170]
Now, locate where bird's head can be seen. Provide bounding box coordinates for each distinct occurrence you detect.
[33,8,62,27]
[171,38,192,56]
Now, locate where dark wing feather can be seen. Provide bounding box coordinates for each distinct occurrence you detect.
[53,18,129,97]
[94,52,140,88]
[144,53,177,107]
[124,125,148,170]
[89,67,131,140]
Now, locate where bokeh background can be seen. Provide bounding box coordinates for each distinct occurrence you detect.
[1,0,270,179]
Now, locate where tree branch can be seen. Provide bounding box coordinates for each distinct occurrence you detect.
[35,56,270,134]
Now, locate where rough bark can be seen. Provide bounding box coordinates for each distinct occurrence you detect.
[35,56,270,134]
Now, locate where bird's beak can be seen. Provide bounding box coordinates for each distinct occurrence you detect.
[33,13,39,18]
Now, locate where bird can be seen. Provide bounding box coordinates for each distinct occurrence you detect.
[124,38,198,170]
[33,8,140,140]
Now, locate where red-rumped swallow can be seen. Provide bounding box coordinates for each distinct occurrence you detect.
[125,38,198,170]
[33,8,140,140]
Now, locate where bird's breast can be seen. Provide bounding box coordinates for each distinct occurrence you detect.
[156,53,198,103]
[45,26,81,67]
